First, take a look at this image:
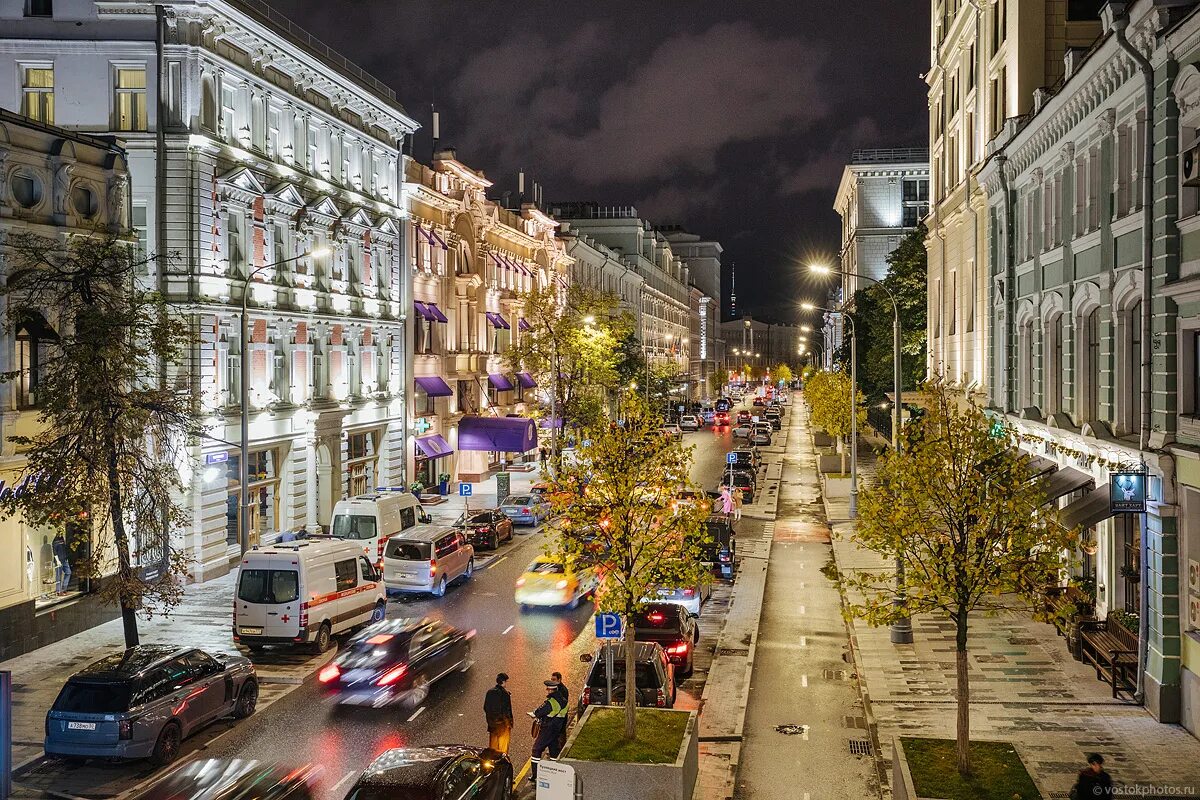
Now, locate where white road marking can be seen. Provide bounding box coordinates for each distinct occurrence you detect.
[407,706,426,722]
[799,605,806,615]
[802,727,810,741]
[330,771,358,797]
[800,636,807,647]
[502,625,514,635]
[801,674,808,688]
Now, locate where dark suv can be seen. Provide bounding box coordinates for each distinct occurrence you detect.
[632,603,699,676]
[701,514,737,580]
[579,642,676,712]
[45,646,257,766]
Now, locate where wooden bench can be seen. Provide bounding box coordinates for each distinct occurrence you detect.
[1079,613,1138,699]
[1043,586,1091,637]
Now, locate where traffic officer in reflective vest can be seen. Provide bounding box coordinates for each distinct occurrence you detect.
[531,679,569,779]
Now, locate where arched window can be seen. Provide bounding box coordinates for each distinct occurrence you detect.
[15,312,58,409]
[1043,313,1063,416]
[1077,307,1101,422]
[1122,301,1143,435]
[1018,318,1035,410]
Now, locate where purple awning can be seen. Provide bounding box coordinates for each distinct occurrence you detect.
[414,301,436,321]
[430,229,449,250]
[518,317,533,332]
[416,225,436,244]
[517,372,537,389]
[503,255,528,276]
[458,415,536,453]
[425,302,448,323]
[414,376,453,397]
[414,434,453,460]
[538,416,564,429]
[485,312,511,330]
[490,253,509,271]
[489,373,515,391]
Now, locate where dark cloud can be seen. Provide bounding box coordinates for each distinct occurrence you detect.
[283,0,929,323]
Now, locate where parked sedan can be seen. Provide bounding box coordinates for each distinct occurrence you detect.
[632,603,700,677]
[318,618,474,709]
[345,746,513,800]
[453,509,514,550]
[498,493,550,526]
[45,646,258,766]
[749,429,772,446]
[729,469,756,502]
[679,414,701,432]
[732,423,754,439]
[735,410,752,425]
[660,423,683,441]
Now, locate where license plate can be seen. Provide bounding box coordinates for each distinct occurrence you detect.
[239,627,264,635]
[67,721,96,731]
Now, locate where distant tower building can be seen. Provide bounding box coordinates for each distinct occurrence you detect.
[728,262,738,319]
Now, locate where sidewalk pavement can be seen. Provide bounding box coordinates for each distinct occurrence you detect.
[820,436,1200,798]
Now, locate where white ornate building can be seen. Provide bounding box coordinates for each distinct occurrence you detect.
[1,0,418,581]
[0,109,131,658]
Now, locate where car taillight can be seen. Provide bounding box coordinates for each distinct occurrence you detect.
[377,664,408,686]
[430,558,437,577]
[118,720,133,740]
[556,580,569,589]
[648,612,664,623]
[582,687,592,705]
[318,664,340,684]
[666,642,690,655]
[683,588,695,597]
[521,508,530,514]
[720,553,731,561]
[656,688,667,707]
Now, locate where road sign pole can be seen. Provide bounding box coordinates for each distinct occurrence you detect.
[606,639,613,708]
[1,671,11,800]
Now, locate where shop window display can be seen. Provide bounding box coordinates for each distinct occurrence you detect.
[29,520,88,608]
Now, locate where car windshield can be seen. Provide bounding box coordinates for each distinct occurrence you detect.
[237,569,299,604]
[528,561,565,574]
[504,495,533,506]
[588,659,658,687]
[53,680,132,713]
[456,512,490,527]
[332,514,378,541]
[386,540,432,561]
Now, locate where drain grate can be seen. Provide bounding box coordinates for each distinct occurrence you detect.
[823,669,848,681]
[848,739,874,756]
[842,715,868,730]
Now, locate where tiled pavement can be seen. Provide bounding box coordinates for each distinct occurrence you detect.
[816,417,1200,798]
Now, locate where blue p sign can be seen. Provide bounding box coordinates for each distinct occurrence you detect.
[459,483,473,497]
[727,452,738,464]
[595,613,622,639]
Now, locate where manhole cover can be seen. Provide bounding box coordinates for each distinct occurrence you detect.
[823,669,848,680]
[775,724,808,736]
[849,739,874,756]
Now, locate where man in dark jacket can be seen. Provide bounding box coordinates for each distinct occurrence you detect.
[1071,753,1113,798]
[483,673,513,754]
[530,680,569,780]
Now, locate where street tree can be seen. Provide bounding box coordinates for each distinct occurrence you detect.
[0,231,201,647]
[840,381,1074,776]
[507,282,634,436]
[706,370,724,399]
[548,395,710,739]
[805,369,865,472]
[772,363,794,385]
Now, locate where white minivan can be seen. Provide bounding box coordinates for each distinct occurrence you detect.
[233,539,386,652]
[330,491,431,568]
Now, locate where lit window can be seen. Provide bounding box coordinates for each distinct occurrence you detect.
[114,67,147,131]
[21,66,54,124]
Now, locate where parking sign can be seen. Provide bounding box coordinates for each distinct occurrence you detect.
[594,612,622,639]
[727,452,738,464]
[459,483,473,497]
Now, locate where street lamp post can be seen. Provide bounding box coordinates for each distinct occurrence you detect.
[802,302,857,517]
[809,264,912,644]
[238,247,328,554]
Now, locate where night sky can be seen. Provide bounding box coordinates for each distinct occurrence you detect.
[283,0,930,325]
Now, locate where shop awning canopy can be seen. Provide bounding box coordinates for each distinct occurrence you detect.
[458,415,537,453]
[538,416,564,429]
[429,229,449,250]
[517,372,537,389]
[485,311,511,330]
[414,434,453,460]
[518,317,533,332]
[1059,488,1115,531]
[1024,455,1058,479]
[414,376,453,397]
[1043,466,1095,504]
[488,373,515,391]
[414,301,437,321]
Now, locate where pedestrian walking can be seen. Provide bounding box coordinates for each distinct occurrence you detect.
[1070,753,1113,799]
[719,486,735,515]
[732,487,744,521]
[539,446,549,471]
[530,680,569,780]
[483,673,514,755]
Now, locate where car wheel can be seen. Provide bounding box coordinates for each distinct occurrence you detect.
[407,674,431,708]
[313,622,332,653]
[431,576,448,598]
[233,679,259,718]
[490,532,499,550]
[371,601,386,623]
[150,722,182,767]
[567,590,581,610]
[459,643,474,672]
[464,559,474,582]
[682,655,695,679]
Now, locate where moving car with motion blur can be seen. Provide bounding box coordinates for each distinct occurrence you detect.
[713,410,730,427]
[45,646,258,766]
[515,555,599,610]
[344,746,513,800]
[139,759,320,800]
[736,410,752,425]
[453,509,513,550]
[632,603,699,677]
[498,493,551,526]
[319,618,474,710]
[579,642,676,712]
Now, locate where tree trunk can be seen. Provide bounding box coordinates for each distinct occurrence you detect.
[623,610,637,740]
[107,420,139,648]
[954,608,970,776]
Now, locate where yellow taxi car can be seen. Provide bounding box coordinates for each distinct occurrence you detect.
[515,555,600,611]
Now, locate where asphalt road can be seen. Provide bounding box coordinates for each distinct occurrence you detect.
[184,412,747,798]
